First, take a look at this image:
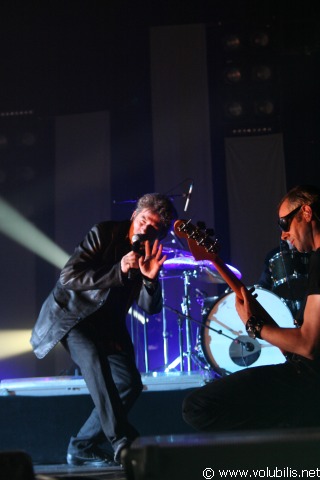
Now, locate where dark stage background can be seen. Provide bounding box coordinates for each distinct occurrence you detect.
[0,0,320,380]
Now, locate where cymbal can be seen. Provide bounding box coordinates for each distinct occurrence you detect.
[162,247,191,256]
[163,256,198,270]
[162,255,241,284]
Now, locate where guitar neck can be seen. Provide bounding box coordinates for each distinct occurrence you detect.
[208,253,244,297]
[174,220,279,328]
[208,251,278,325]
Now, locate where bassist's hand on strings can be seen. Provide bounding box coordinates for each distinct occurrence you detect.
[235,286,259,326]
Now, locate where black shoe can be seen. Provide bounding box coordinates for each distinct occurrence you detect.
[114,441,131,464]
[67,450,120,467]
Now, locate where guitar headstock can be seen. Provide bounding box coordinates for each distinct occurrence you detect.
[174,219,219,262]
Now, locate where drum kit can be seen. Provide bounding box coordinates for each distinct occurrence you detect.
[130,245,309,378]
[268,250,309,315]
[160,247,242,374]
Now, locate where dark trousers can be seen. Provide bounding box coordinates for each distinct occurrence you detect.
[182,357,320,432]
[62,320,143,455]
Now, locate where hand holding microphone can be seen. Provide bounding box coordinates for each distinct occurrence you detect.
[121,235,166,281]
[121,234,146,278]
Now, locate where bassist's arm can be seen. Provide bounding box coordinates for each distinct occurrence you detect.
[236,286,320,360]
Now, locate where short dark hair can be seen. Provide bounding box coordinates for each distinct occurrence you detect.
[279,185,320,224]
[135,193,178,239]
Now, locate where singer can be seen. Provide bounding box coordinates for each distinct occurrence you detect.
[30,193,177,467]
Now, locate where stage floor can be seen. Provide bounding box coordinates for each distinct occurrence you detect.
[0,371,207,396]
[34,462,126,479]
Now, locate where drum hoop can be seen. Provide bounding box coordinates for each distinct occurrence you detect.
[272,273,308,288]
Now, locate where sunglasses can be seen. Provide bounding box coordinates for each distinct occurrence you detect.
[278,205,302,232]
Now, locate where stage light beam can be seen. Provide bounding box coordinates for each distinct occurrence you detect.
[0,196,69,268]
[0,330,33,359]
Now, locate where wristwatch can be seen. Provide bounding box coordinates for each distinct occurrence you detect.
[245,315,264,339]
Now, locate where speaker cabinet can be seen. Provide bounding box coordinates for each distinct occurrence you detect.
[123,428,320,480]
[0,451,34,480]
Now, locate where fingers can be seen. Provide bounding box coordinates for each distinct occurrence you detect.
[244,285,258,299]
[239,285,257,300]
[144,240,151,258]
[248,286,257,297]
[143,239,163,262]
[139,239,166,277]
[121,251,140,273]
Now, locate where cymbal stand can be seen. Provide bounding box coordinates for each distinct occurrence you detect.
[180,270,195,372]
[160,274,169,368]
[128,307,149,373]
[177,311,185,372]
[143,312,149,373]
[164,303,241,376]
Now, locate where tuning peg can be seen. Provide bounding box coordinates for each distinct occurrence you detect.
[197,221,206,230]
[206,228,215,237]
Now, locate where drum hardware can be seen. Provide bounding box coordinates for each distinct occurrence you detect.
[163,255,241,285]
[129,241,241,373]
[143,312,149,373]
[159,267,197,372]
[159,305,189,372]
[228,336,261,367]
[164,267,241,373]
[159,273,170,370]
[133,244,242,374]
[180,269,197,372]
[269,251,310,301]
[163,303,252,373]
[282,298,304,319]
[200,296,219,316]
[128,307,150,373]
[161,252,241,372]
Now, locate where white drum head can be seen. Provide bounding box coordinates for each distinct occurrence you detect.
[201,287,294,375]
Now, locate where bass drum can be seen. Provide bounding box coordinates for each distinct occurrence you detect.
[201,287,294,376]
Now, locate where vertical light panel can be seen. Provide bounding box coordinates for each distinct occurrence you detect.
[150,25,214,228]
[225,133,287,285]
[55,111,111,253]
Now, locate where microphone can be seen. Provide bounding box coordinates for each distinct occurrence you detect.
[128,234,146,280]
[132,234,145,253]
[184,181,194,212]
[234,339,255,352]
[244,342,255,352]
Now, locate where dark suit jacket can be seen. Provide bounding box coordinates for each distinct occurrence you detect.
[30,220,162,359]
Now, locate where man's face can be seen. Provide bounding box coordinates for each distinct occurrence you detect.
[130,208,163,243]
[279,200,311,252]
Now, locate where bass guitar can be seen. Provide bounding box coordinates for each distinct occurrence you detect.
[174,219,280,330]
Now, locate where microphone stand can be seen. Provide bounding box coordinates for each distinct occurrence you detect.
[163,305,237,341]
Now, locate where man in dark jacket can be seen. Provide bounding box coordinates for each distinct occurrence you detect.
[30,193,177,466]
